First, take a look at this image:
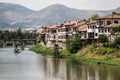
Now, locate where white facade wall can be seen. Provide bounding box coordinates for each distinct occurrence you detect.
[87,24,98,39]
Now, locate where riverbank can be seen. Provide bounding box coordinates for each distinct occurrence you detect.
[29,44,120,66]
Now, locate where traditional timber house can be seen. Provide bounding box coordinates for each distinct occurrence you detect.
[38,13,120,48]
[77,20,88,39]
[57,20,77,48]
[96,14,120,42]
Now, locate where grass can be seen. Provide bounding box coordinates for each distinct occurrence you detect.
[29,44,52,56]
[29,44,120,66]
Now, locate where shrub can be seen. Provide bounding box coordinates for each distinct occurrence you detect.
[66,36,84,53]
[114,37,120,48]
[103,42,110,47]
[98,34,108,43]
[89,45,94,53]
[6,42,13,46]
[29,44,52,56]
[59,49,71,57]
[96,47,115,55]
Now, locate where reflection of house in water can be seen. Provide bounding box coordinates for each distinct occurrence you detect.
[42,57,120,80]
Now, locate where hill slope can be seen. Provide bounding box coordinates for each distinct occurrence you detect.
[0,3,120,29]
[23,4,119,25]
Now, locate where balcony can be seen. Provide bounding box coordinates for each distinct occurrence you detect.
[87,29,95,32]
[48,38,56,41]
[58,39,66,42]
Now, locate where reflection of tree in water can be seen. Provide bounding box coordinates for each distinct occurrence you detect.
[52,58,60,77]
[42,57,48,76]
[42,57,60,79]
[42,58,120,80]
[66,60,87,80]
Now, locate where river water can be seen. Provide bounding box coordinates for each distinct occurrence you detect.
[0,47,120,80]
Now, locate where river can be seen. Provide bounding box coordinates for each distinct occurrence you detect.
[0,47,120,80]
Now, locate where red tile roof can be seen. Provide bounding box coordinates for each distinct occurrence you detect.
[97,14,120,19]
[87,21,96,24]
[105,23,120,28]
[78,24,87,32]
[63,20,76,26]
[42,23,62,29]
[75,20,87,27]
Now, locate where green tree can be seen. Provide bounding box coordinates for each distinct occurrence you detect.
[112,25,120,34]
[112,12,120,15]
[16,28,23,39]
[67,36,84,53]
[114,37,120,48]
[0,30,3,40]
[98,34,108,43]
[88,14,100,21]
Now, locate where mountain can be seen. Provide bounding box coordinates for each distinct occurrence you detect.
[0,3,120,29]
[0,3,33,21]
[24,4,109,25]
[0,2,33,29]
[115,7,120,13]
[23,4,120,26]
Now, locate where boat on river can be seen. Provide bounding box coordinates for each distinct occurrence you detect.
[14,48,20,53]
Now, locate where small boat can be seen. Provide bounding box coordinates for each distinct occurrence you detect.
[14,48,20,53]
[21,46,24,50]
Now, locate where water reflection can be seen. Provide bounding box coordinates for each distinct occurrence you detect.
[42,58,120,80]
[0,47,120,80]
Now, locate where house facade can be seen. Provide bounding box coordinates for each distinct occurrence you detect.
[96,14,120,42]
[38,14,120,48]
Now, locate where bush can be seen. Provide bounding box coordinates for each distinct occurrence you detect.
[59,49,71,57]
[66,36,84,53]
[98,34,108,43]
[96,47,115,55]
[29,44,52,56]
[103,42,110,47]
[6,42,13,46]
[89,45,94,53]
[114,37,120,48]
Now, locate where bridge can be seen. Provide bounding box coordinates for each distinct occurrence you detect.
[0,38,39,47]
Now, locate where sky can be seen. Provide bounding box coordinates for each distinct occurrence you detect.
[0,0,120,11]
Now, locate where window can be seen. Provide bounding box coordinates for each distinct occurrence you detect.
[107,21,111,25]
[99,20,103,26]
[102,29,104,33]
[73,28,76,31]
[93,25,94,29]
[99,29,101,33]
[108,29,111,33]
[114,21,118,24]
[90,26,91,29]
[97,21,99,25]
[95,33,98,36]
[105,29,107,33]
[88,26,89,29]
[100,21,103,25]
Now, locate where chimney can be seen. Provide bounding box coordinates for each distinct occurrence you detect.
[64,21,66,23]
[69,20,70,23]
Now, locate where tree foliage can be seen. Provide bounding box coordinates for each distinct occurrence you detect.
[98,34,108,43]
[88,14,100,21]
[112,12,120,15]
[66,36,84,53]
[112,25,120,34]
[114,37,120,48]
[0,29,38,40]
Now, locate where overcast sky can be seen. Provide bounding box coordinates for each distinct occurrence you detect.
[0,0,120,10]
